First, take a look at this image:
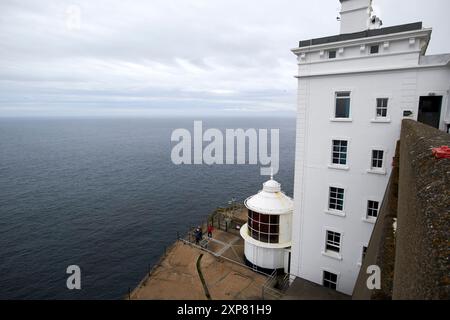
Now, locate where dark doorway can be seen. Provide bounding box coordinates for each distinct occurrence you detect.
[418,96,442,129]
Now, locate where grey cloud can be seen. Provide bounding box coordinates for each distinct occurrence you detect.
[0,0,449,117]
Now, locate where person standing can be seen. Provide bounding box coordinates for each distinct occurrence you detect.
[194,227,200,245]
[207,224,213,238]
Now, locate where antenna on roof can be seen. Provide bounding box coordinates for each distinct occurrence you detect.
[270,168,274,180]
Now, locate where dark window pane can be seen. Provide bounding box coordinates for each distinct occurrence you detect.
[269,224,279,233]
[259,233,269,243]
[326,244,339,252]
[370,45,379,54]
[270,215,279,224]
[269,234,279,243]
[336,98,350,118]
[260,214,270,223]
[328,50,336,59]
[259,223,269,233]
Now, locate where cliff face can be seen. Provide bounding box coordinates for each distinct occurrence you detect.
[353,120,450,300]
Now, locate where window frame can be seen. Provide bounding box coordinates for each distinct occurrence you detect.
[367,147,387,175]
[328,186,345,213]
[370,44,380,54]
[331,139,348,166]
[321,227,344,260]
[371,149,384,169]
[334,91,351,119]
[328,50,337,59]
[325,230,341,254]
[367,200,380,220]
[247,209,280,244]
[322,270,338,290]
[376,98,389,119]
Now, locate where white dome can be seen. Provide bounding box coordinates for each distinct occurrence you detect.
[244,178,293,215]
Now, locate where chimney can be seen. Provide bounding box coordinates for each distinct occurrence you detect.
[339,0,373,34]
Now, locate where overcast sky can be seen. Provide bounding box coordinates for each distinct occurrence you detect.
[1,0,449,117]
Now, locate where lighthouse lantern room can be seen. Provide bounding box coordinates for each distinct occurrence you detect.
[240,174,293,273]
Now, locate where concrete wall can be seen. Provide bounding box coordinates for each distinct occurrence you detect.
[393,120,449,299]
[353,120,450,299]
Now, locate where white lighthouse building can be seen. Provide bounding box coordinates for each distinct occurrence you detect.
[289,0,450,295]
[240,175,293,273]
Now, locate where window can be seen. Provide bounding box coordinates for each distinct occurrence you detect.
[367,200,379,219]
[362,246,368,261]
[325,230,341,253]
[371,150,384,169]
[331,140,348,165]
[329,187,344,211]
[323,271,338,290]
[370,45,379,54]
[328,50,336,59]
[376,98,388,118]
[335,92,351,118]
[247,210,279,244]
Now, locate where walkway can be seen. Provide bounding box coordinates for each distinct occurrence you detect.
[129,240,267,300]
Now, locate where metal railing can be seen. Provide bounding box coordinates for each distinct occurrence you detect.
[262,270,292,300]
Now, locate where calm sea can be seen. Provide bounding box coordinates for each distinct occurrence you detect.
[0,117,295,299]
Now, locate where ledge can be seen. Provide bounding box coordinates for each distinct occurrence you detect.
[321,251,343,261]
[362,217,376,224]
[328,164,349,171]
[370,118,391,123]
[330,118,353,122]
[367,168,387,175]
[324,209,346,217]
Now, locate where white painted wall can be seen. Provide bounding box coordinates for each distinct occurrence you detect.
[244,240,286,270]
[339,0,372,34]
[278,213,292,244]
[291,30,450,295]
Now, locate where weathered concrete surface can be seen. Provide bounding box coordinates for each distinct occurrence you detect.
[393,120,449,299]
[130,240,266,300]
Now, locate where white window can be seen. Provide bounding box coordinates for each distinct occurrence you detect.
[376,98,388,118]
[328,50,336,59]
[335,92,351,118]
[331,140,348,165]
[325,230,341,253]
[323,270,338,290]
[329,187,344,211]
[367,200,379,219]
[371,150,384,169]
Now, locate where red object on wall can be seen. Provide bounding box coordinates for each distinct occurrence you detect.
[432,146,450,159]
